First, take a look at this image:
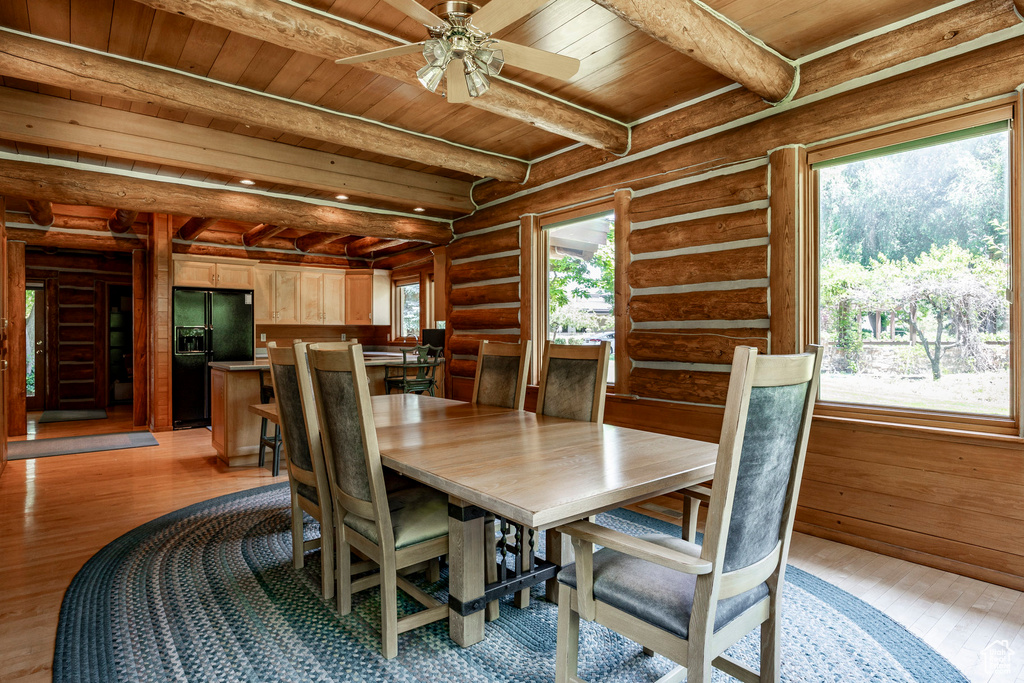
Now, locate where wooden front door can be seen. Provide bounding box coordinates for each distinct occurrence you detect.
[25,286,44,411]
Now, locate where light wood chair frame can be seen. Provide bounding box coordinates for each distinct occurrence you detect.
[267,341,335,599]
[536,341,611,424]
[470,339,532,410]
[554,345,823,683]
[307,342,449,659]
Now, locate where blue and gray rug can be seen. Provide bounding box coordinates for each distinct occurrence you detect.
[54,483,967,682]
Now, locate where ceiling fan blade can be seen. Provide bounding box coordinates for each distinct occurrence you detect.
[445,59,470,104]
[380,0,443,27]
[492,40,580,80]
[335,42,425,65]
[471,0,551,35]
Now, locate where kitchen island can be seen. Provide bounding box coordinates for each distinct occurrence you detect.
[208,350,444,467]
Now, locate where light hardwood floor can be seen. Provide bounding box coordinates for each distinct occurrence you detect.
[0,428,1021,682]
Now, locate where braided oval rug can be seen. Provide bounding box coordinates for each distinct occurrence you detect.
[54,483,967,682]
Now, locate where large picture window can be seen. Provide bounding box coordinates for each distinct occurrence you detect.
[397,281,420,339]
[812,115,1012,417]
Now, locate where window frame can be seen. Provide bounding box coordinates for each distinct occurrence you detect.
[533,198,622,390]
[801,97,1022,436]
[392,276,421,341]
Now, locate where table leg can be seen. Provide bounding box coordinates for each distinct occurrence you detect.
[448,496,485,647]
[545,528,573,603]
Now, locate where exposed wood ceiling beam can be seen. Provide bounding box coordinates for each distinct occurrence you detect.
[26,199,53,227]
[108,209,139,233]
[5,212,117,232]
[295,232,347,253]
[178,217,220,241]
[0,87,473,213]
[0,158,452,244]
[373,245,436,270]
[589,0,797,104]
[241,223,286,247]
[131,0,629,153]
[0,30,526,182]
[346,237,408,258]
[7,225,143,252]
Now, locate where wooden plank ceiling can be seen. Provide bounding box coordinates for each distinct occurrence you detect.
[0,0,949,264]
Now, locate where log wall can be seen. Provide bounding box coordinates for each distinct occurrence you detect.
[447,34,1024,590]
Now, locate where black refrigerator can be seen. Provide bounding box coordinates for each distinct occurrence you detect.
[172,288,254,429]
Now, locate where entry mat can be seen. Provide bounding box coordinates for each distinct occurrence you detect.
[8,431,159,460]
[38,409,108,423]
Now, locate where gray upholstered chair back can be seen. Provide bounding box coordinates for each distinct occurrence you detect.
[472,340,532,410]
[312,364,373,503]
[268,355,314,473]
[536,341,610,424]
[722,380,810,574]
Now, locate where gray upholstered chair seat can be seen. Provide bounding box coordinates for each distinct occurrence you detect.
[296,483,318,505]
[558,534,768,639]
[344,485,448,549]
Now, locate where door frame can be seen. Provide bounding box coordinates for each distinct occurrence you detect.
[25,283,45,412]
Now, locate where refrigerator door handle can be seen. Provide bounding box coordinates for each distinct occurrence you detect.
[206,325,214,355]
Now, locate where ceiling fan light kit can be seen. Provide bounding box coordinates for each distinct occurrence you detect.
[338,0,580,101]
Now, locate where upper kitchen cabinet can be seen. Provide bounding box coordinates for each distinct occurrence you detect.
[173,257,254,290]
[255,265,346,326]
[345,270,390,326]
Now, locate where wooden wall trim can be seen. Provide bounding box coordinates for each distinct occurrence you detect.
[768,146,801,355]
[132,250,148,428]
[148,214,172,432]
[613,190,632,394]
[519,215,537,384]
[6,240,25,436]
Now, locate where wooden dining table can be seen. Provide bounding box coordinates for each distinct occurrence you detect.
[369,393,719,648]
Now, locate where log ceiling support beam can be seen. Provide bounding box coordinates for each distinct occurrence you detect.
[131,0,629,153]
[589,0,797,104]
[346,237,408,258]
[0,86,473,213]
[178,217,219,241]
[0,30,527,182]
[0,158,452,243]
[26,199,53,227]
[108,209,139,233]
[241,223,285,247]
[1017,0,1024,17]
[373,245,436,270]
[295,232,346,253]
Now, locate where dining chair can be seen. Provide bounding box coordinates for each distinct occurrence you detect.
[470,340,533,620]
[552,345,823,683]
[266,342,335,599]
[471,339,532,410]
[482,341,611,619]
[307,342,450,659]
[536,340,611,423]
[384,344,443,396]
[256,368,282,475]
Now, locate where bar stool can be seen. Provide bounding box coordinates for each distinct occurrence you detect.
[257,369,283,476]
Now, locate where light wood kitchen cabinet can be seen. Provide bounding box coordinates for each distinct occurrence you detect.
[323,272,345,325]
[173,259,217,287]
[300,271,324,325]
[345,273,373,325]
[215,262,255,289]
[173,258,253,289]
[345,270,390,325]
[274,270,301,325]
[253,266,275,325]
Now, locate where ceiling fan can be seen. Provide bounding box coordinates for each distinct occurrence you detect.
[335,0,580,103]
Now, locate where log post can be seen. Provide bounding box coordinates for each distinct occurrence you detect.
[148,214,173,432]
[26,200,53,227]
[613,189,631,395]
[132,249,148,428]
[107,209,139,233]
[769,147,801,355]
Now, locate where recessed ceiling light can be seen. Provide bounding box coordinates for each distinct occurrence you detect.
[239,179,256,186]
[413,207,426,212]
[335,194,349,200]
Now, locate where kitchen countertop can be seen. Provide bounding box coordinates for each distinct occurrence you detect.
[209,351,411,372]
